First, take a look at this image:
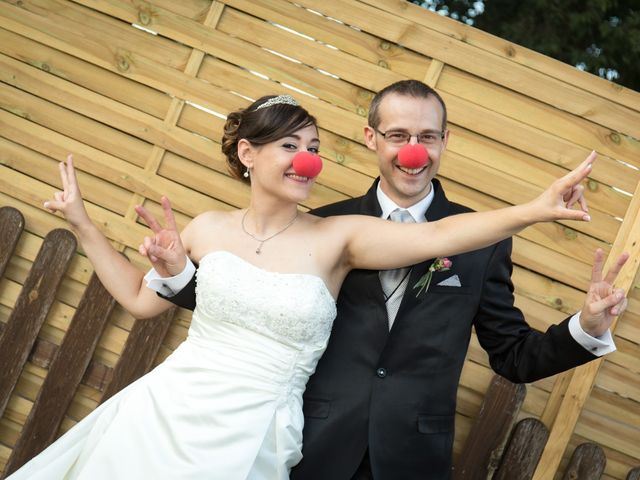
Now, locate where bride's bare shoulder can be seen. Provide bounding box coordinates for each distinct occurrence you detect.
[189,209,238,228]
[181,210,239,240]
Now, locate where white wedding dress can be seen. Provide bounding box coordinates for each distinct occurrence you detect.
[8,251,336,480]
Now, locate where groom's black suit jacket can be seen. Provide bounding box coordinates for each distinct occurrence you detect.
[163,179,596,479]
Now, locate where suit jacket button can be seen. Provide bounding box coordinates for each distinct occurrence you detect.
[376,367,387,378]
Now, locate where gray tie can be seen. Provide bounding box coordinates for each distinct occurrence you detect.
[379,209,415,329]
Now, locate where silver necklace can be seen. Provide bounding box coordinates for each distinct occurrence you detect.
[241,209,298,254]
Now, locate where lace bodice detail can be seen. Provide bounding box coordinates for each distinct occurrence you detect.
[192,251,336,348]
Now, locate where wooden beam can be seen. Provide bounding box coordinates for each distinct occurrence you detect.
[423,59,444,88]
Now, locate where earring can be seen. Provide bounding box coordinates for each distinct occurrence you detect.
[243,169,250,178]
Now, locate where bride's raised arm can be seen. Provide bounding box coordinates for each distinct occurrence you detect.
[340,152,595,272]
[44,155,180,319]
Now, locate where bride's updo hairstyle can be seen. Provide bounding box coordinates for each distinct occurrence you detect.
[223,94,318,185]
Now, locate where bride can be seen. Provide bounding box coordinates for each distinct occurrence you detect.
[9,95,594,479]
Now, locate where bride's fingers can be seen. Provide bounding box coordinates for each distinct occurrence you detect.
[66,155,81,195]
[143,235,155,252]
[135,205,164,234]
[54,191,64,203]
[565,185,585,210]
[59,161,69,193]
[578,190,589,213]
[147,243,170,260]
[555,152,595,193]
[557,205,591,222]
[44,199,63,212]
[161,196,179,233]
[143,236,159,262]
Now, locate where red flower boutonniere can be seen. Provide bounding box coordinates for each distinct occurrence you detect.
[413,257,452,297]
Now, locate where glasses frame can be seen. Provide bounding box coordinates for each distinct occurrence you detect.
[375,128,445,146]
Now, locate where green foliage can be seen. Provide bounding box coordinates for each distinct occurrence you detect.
[409,0,640,92]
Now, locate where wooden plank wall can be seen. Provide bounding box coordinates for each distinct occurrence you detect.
[0,0,638,477]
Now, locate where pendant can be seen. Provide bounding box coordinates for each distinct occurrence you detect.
[256,242,264,254]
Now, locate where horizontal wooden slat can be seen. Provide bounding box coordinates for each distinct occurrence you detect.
[0,137,131,216]
[442,93,636,200]
[147,0,212,20]
[0,52,216,165]
[357,0,640,113]
[347,0,640,138]
[440,177,610,266]
[0,26,170,121]
[0,77,153,169]
[440,66,640,169]
[222,0,430,80]
[1,0,191,70]
[440,152,620,244]
[446,125,634,214]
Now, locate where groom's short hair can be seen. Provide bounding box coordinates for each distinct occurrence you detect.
[368,80,448,131]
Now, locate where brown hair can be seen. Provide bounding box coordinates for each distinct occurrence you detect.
[367,80,447,131]
[222,95,318,184]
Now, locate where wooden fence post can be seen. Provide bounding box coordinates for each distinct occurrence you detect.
[453,375,526,479]
[493,417,549,479]
[101,307,176,402]
[0,206,24,277]
[561,443,606,480]
[0,229,76,418]
[626,467,640,480]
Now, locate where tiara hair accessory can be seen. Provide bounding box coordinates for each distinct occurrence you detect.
[254,94,299,111]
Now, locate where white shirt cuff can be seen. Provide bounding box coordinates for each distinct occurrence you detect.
[144,256,196,297]
[568,312,616,356]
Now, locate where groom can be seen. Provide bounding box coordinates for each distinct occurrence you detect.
[145,80,627,479]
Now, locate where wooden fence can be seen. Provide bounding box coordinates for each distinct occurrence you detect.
[0,206,176,477]
[0,0,639,478]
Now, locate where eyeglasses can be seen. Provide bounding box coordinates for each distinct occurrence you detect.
[375,129,445,146]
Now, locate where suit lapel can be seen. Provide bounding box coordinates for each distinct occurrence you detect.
[354,180,388,318]
[358,179,384,217]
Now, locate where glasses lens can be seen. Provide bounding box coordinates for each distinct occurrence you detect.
[418,133,442,144]
[384,132,410,144]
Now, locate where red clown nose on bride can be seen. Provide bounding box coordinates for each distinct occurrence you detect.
[292,151,323,179]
